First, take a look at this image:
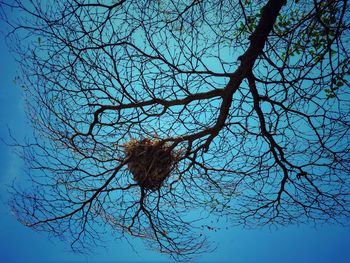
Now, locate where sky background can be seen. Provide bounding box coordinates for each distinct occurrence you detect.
[1,9,350,263]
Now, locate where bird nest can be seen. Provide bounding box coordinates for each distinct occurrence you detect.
[124,138,177,190]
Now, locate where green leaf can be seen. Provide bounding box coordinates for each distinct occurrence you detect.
[336,81,344,87]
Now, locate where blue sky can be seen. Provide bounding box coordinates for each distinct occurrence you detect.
[1,6,350,263]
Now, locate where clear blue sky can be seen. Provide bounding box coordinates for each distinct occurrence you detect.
[1,11,350,263]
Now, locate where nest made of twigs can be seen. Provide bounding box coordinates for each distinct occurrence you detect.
[124,138,176,190]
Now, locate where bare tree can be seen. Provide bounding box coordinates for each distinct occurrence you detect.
[1,0,350,260]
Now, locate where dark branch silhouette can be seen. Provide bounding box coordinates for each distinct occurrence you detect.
[1,0,350,260]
